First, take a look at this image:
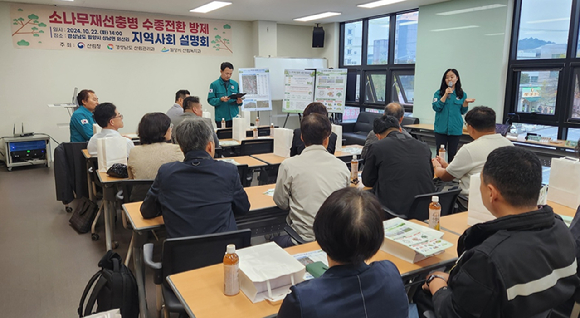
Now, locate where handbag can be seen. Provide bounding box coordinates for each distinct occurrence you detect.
[69,197,99,234]
[106,163,128,178]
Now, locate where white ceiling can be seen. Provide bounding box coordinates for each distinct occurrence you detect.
[1,0,448,25]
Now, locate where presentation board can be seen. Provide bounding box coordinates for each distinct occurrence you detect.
[283,69,316,114]
[239,68,272,111]
[314,69,347,114]
[282,69,347,114]
[254,57,327,100]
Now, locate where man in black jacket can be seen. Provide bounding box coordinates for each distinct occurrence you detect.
[140,118,249,238]
[362,115,434,216]
[420,146,579,318]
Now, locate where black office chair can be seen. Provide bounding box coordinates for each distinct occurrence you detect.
[384,188,462,221]
[240,139,274,156]
[216,128,233,139]
[143,229,252,318]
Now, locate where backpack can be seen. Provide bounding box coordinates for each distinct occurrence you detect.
[69,197,99,234]
[78,251,139,318]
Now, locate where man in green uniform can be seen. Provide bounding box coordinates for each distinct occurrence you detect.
[207,62,243,128]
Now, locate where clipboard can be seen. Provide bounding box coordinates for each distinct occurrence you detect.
[228,93,246,99]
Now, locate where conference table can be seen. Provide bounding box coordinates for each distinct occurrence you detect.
[122,184,284,318]
[440,201,578,236]
[166,220,460,318]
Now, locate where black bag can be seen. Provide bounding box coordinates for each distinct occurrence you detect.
[78,251,139,318]
[69,197,99,234]
[107,163,128,178]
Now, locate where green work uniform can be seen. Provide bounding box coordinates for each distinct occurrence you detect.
[432,90,468,136]
[207,77,242,121]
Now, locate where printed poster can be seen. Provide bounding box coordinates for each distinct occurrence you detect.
[239,68,272,111]
[315,69,347,114]
[283,69,315,114]
[10,4,234,55]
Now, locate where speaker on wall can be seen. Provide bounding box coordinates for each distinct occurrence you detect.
[312,26,324,48]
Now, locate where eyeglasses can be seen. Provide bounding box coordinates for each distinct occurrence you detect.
[169,123,174,129]
[112,113,123,119]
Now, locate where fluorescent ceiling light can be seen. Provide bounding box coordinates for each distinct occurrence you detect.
[190,1,232,13]
[527,17,569,24]
[357,0,405,9]
[431,25,479,32]
[437,4,506,16]
[294,12,341,22]
[400,21,418,26]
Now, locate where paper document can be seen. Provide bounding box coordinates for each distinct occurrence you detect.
[263,189,275,197]
[293,250,328,280]
[218,158,241,166]
[383,218,453,256]
[341,147,362,155]
[559,215,573,227]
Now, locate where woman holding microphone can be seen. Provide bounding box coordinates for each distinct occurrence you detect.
[432,69,475,163]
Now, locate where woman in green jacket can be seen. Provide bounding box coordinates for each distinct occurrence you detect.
[432,69,475,163]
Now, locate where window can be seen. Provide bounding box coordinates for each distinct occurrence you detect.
[515,70,559,114]
[395,11,418,64]
[365,72,387,104]
[367,17,390,65]
[343,21,362,66]
[340,10,418,113]
[516,0,572,60]
[505,0,580,140]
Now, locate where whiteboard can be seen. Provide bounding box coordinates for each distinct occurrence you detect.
[254,57,327,100]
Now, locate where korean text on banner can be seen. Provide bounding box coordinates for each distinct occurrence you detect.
[10,3,233,55]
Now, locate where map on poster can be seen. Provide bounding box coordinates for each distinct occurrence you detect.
[282,68,346,114]
[239,68,272,111]
[283,70,316,114]
[314,69,347,114]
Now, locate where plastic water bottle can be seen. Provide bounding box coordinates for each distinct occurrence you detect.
[255,117,260,128]
[221,118,226,129]
[270,123,275,137]
[223,244,240,296]
[351,155,358,183]
[438,145,446,161]
[429,196,441,230]
[253,126,258,139]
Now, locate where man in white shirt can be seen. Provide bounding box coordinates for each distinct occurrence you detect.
[432,106,513,197]
[165,89,190,122]
[88,102,134,157]
[273,114,350,246]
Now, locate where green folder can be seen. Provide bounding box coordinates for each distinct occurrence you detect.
[305,261,328,278]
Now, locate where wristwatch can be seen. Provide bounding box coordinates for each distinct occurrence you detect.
[426,274,447,287]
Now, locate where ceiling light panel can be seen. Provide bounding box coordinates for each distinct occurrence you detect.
[357,0,406,9]
[190,1,232,13]
[294,12,341,22]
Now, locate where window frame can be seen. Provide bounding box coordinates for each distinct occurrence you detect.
[504,0,580,140]
[340,9,417,114]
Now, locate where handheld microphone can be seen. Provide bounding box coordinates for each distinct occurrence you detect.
[447,81,453,88]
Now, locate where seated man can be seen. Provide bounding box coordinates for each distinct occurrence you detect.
[165,89,190,122]
[432,106,513,198]
[362,115,434,216]
[171,96,219,149]
[419,146,579,318]
[361,102,411,160]
[290,102,337,156]
[87,103,134,157]
[70,89,98,142]
[140,118,250,238]
[278,187,408,318]
[274,114,350,245]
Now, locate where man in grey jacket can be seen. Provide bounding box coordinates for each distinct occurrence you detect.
[361,102,410,159]
[172,96,219,149]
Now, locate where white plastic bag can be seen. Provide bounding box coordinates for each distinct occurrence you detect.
[97,137,127,172]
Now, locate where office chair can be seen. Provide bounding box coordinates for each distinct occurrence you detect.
[240,139,273,156]
[384,188,462,221]
[143,229,252,318]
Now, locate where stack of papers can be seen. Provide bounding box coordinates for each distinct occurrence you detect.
[293,250,328,280]
[381,218,453,263]
[218,158,241,166]
[341,147,362,155]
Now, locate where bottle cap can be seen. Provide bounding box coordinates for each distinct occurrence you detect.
[440,145,444,149]
[226,244,235,254]
[222,118,225,120]
[432,196,439,202]
[352,154,357,160]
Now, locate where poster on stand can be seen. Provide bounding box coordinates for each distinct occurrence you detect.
[314,69,347,113]
[282,69,315,114]
[239,68,272,111]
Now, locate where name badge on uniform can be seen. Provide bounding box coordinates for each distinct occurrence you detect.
[433,98,437,102]
[81,119,88,124]
[209,88,213,93]
[231,85,234,89]
[456,97,460,100]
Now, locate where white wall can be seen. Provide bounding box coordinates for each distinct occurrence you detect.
[413,0,513,123]
[0,2,254,159]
